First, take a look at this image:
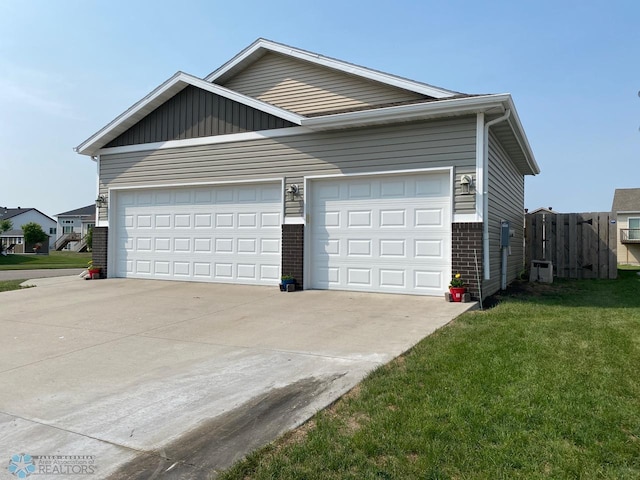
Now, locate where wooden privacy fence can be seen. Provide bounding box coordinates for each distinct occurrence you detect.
[525,212,617,279]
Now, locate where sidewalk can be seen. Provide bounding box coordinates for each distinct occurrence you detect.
[0,268,84,280]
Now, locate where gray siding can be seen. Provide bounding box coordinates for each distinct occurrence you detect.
[106,85,295,148]
[453,168,477,214]
[484,131,525,297]
[99,116,477,221]
[222,52,427,116]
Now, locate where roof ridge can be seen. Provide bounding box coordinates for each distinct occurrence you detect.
[205,38,460,98]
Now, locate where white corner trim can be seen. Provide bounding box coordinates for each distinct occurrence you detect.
[475,113,485,221]
[453,213,481,223]
[97,126,312,156]
[205,39,457,98]
[284,217,305,225]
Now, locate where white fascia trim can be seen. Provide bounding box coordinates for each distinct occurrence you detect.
[206,39,456,98]
[302,95,510,131]
[76,72,303,157]
[97,126,312,156]
[503,97,540,175]
[108,177,284,193]
[284,217,305,225]
[305,165,452,182]
[76,70,184,156]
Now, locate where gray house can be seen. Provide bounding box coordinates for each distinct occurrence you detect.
[76,39,539,299]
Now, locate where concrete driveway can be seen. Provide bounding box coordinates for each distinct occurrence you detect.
[0,277,474,479]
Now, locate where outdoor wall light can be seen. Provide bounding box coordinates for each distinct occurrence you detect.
[460,175,474,195]
[286,184,299,200]
[95,194,107,208]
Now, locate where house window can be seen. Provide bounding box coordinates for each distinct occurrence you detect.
[63,226,74,234]
[630,218,640,240]
[50,227,56,235]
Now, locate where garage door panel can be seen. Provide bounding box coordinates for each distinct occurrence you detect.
[155,214,171,228]
[415,208,445,227]
[115,183,281,285]
[310,172,451,295]
[415,239,445,259]
[379,269,405,288]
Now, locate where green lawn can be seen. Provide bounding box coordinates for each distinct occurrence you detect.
[0,279,32,292]
[0,251,91,270]
[220,269,640,479]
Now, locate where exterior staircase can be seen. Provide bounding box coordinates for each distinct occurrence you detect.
[54,232,81,251]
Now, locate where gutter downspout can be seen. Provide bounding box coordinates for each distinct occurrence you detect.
[482,109,511,280]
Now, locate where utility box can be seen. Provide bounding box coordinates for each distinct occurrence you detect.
[500,220,511,247]
[530,260,553,283]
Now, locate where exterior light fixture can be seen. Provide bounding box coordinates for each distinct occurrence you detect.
[460,175,473,195]
[95,194,107,208]
[286,184,299,200]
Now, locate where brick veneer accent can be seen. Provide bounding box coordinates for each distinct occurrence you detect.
[92,227,108,279]
[282,224,304,290]
[451,222,483,300]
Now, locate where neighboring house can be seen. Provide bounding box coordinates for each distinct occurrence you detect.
[612,188,640,266]
[55,205,96,251]
[0,207,56,252]
[527,207,558,215]
[75,38,539,299]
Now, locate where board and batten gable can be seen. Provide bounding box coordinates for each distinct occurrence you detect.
[105,85,295,148]
[97,116,478,221]
[220,52,429,116]
[485,131,525,297]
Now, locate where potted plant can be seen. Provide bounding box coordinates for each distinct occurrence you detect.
[87,260,101,280]
[449,273,465,302]
[280,274,296,291]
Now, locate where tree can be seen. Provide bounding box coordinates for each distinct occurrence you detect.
[0,219,12,233]
[86,226,93,251]
[22,222,48,246]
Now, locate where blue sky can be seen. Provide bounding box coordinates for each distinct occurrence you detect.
[0,0,637,218]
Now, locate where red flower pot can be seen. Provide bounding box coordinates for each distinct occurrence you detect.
[449,287,465,302]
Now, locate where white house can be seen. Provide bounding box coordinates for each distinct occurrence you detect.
[55,205,96,251]
[0,207,56,252]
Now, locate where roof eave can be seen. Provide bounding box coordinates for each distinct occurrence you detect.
[301,95,513,132]
[302,94,539,176]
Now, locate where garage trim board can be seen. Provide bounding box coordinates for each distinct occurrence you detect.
[304,168,453,296]
[108,179,284,286]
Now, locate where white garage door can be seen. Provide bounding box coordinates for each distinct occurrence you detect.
[309,172,451,295]
[114,183,282,284]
